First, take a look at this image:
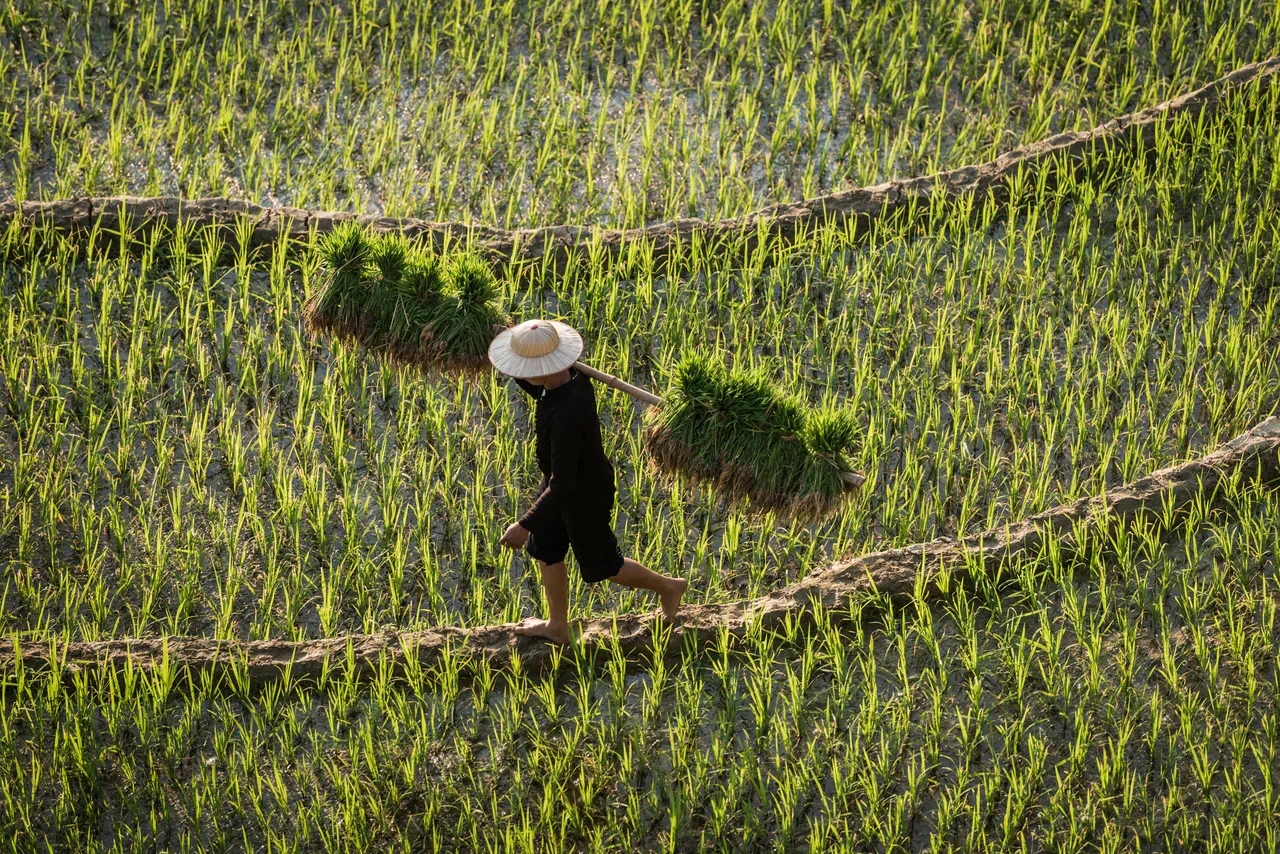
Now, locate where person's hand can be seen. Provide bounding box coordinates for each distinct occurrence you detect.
[499,522,530,550]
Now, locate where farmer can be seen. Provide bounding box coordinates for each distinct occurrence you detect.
[490,319,687,644]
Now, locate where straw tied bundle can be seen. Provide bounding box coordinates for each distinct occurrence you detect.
[303,224,865,519]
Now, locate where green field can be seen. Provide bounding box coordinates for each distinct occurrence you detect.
[3,1,1280,851]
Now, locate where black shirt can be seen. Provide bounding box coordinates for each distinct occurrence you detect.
[515,369,616,532]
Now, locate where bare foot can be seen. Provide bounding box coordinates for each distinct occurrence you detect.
[659,579,688,622]
[514,618,571,645]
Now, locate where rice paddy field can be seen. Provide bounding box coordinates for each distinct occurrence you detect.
[3,1,1280,851]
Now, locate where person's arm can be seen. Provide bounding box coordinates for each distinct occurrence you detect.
[518,414,582,532]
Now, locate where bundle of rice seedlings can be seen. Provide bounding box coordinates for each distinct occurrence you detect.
[303,224,507,372]
[642,355,862,519]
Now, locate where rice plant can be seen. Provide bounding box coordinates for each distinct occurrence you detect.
[3,1,1278,224]
[3,475,1278,850]
[645,354,862,518]
[2,1,1280,850]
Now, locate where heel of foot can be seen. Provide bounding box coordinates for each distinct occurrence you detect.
[659,579,688,621]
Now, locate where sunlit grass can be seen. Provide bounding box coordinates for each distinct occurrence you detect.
[2,474,1277,850]
[1,0,1277,225]
[1,84,1278,644]
[3,4,1280,850]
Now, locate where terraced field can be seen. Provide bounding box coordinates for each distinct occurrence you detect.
[2,2,1280,851]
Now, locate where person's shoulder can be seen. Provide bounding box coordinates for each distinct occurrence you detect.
[550,376,594,421]
[573,371,599,404]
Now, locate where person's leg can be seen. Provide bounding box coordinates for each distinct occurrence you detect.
[567,494,688,622]
[518,515,573,644]
[515,560,572,643]
[609,558,688,621]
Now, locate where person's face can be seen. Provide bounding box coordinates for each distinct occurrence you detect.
[528,369,569,387]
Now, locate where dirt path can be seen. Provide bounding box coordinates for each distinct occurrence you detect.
[3,416,1276,688]
[2,59,1276,268]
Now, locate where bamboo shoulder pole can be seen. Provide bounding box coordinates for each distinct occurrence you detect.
[573,361,665,406]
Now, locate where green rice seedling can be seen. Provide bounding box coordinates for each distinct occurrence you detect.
[9,2,1277,224]
[4,27,1280,854]
[366,232,413,329]
[427,252,508,370]
[395,253,446,342]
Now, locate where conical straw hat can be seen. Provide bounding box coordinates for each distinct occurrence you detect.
[488,319,583,378]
